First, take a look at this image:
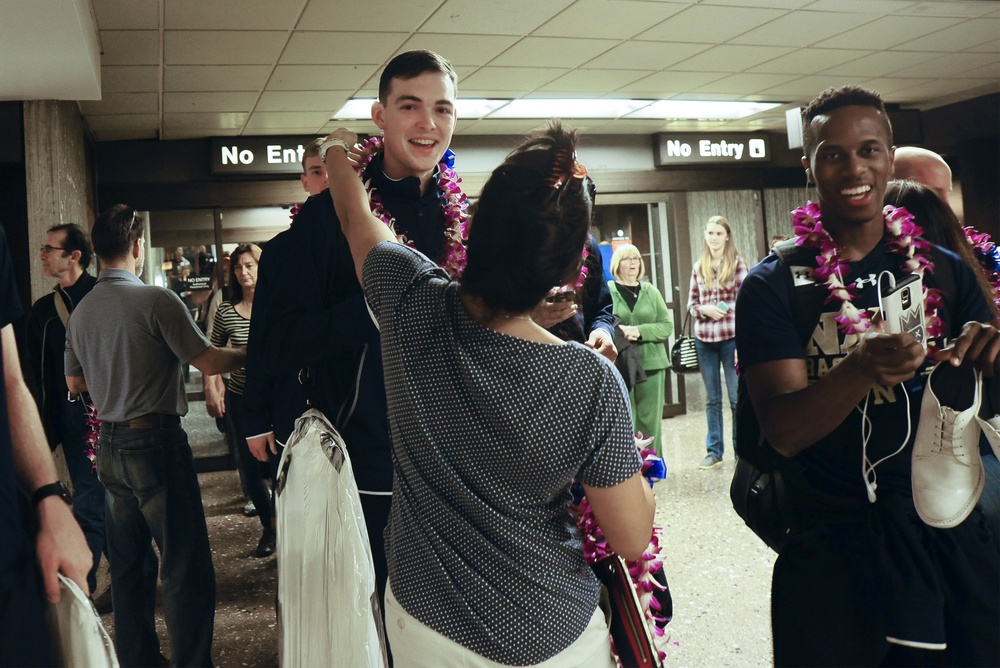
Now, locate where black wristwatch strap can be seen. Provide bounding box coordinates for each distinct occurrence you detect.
[32,481,72,508]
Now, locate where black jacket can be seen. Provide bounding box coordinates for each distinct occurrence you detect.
[25,272,97,447]
[243,154,447,491]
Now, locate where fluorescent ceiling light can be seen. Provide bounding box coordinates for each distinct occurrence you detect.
[487,99,651,119]
[332,98,508,119]
[626,100,780,120]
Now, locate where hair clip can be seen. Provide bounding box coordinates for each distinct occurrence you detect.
[547,147,588,190]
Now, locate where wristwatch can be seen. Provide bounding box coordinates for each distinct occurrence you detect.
[32,481,72,509]
[319,138,350,163]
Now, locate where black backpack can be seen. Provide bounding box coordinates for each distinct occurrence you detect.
[729,239,956,553]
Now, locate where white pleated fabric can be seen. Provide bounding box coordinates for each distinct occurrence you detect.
[276,408,386,668]
[46,574,119,668]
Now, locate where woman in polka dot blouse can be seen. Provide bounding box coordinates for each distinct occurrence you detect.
[323,123,655,667]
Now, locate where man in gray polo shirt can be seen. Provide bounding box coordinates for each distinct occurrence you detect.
[65,204,245,668]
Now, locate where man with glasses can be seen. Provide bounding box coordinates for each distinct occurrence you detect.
[65,205,246,667]
[25,224,107,607]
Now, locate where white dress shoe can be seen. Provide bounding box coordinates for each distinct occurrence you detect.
[976,377,1000,459]
[912,364,985,528]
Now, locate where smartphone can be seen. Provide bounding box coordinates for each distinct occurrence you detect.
[881,273,926,346]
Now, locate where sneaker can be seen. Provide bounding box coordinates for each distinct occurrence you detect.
[91,584,113,614]
[255,529,276,558]
[912,364,985,528]
[698,454,723,470]
[243,500,258,517]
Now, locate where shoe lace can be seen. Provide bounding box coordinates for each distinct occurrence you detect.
[933,408,959,457]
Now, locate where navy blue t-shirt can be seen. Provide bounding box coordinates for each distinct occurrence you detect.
[0,226,25,590]
[736,239,991,497]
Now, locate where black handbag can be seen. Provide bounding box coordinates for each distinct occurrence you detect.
[670,313,699,373]
[730,457,789,553]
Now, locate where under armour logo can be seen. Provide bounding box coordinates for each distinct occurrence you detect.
[854,274,878,289]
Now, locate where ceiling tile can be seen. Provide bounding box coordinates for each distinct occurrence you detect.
[394,34,520,66]
[455,118,558,135]
[79,92,159,115]
[460,67,568,91]
[86,114,158,141]
[539,69,656,94]
[886,53,1000,79]
[102,66,159,93]
[892,18,1000,52]
[636,5,787,44]
[281,31,409,65]
[729,10,875,47]
[165,65,273,92]
[164,128,241,140]
[163,112,248,130]
[583,41,712,70]
[165,0,302,29]
[966,38,1000,54]
[813,16,964,49]
[747,48,874,75]
[488,37,620,68]
[894,1,1000,18]
[91,0,159,30]
[298,0,439,31]
[875,77,997,104]
[698,0,812,9]
[421,0,573,35]
[802,0,915,15]
[856,77,937,96]
[256,90,352,112]
[693,73,802,95]
[820,50,942,77]
[672,45,797,72]
[755,75,862,98]
[534,0,688,39]
[164,92,259,113]
[614,71,730,96]
[266,65,375,91]
[165,31,288,65]
[244,111,332,131]
[99,30,160,66]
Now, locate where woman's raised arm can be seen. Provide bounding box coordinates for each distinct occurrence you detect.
[322,129,396,283]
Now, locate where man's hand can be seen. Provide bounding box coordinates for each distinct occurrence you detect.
[531,290,577,328]
[934,321,1000,377]
[35,497,91,603]
[247,433,277,462]
[205,391,225,419]
[849,329,926,386]
[587,329,618,362]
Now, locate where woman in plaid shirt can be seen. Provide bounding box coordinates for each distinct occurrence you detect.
[687,216,748,469]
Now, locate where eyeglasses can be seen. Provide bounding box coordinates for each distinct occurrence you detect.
[40,245,67,254]
[622,257,642,263]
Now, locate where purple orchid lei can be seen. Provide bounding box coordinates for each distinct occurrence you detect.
[964,226,1000,313]
[792,202,944,348]
[352,136,470,279]
[571,434,671,663]
[84,399,100,472]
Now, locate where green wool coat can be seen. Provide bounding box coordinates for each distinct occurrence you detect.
[608,281,674,370]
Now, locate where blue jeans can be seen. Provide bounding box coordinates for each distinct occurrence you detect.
[97,424,215,667]
[695,338,738,459]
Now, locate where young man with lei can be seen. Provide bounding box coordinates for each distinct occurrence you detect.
[242,51,462,638]
[735,85,999,666]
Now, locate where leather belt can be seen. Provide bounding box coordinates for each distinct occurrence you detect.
[103,413,181,430]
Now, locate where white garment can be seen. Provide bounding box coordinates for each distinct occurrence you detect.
[46,574,119,668]
[385,582,614,668]
[276,409,386,667]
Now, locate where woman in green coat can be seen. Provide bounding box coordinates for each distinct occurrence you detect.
[609,244,674,456]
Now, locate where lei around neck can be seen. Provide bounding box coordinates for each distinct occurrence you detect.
[353,135,469,279]
[792,201,944,347]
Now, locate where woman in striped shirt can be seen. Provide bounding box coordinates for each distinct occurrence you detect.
[206,242,276,557]
[687,216,748,470]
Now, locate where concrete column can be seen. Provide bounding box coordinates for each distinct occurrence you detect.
[22,100,90,302]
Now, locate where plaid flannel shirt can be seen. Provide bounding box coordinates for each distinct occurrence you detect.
[687,257,748,343]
